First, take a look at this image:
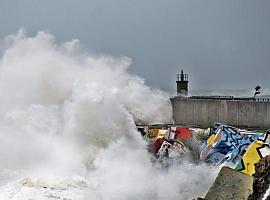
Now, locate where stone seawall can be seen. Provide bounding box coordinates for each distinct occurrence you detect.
[170,97,270,129]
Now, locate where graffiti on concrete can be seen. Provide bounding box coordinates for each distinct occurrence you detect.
[200,123,267,165]
[235,141,270,175]
[138,123,270,177]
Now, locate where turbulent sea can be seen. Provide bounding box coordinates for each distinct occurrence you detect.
[0,30,219,200]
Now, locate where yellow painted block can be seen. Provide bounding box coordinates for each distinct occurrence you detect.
[240,141,269,175]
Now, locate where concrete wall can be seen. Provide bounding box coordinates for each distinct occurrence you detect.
[170,97,270,129]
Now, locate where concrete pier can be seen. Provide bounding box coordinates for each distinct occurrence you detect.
[170,96,270,129]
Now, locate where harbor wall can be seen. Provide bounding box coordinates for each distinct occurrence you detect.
[170,97,270,129]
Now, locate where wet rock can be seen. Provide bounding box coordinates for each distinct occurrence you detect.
[248,155,270,200]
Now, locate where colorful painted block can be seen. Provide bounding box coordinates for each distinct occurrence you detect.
[235,141,270,176]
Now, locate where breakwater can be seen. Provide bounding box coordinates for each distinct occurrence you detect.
[170,96,270,129]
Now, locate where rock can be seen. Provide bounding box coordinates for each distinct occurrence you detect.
[204,166,253,200]
[248,155,270,200]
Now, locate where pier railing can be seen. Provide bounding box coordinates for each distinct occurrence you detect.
[187,96,270,102]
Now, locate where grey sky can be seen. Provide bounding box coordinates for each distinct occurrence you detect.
[0,0,270,91]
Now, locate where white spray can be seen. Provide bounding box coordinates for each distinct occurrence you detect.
[0,30,218,200]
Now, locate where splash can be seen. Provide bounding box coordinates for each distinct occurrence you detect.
[0,30,217,200]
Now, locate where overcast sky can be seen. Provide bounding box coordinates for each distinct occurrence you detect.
[0,0,270,91]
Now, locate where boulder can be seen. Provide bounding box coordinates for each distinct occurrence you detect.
[248,155,270,200]
[204,166,253,200]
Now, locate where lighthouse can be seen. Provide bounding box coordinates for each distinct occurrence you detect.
[176,70,188,96]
